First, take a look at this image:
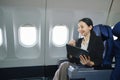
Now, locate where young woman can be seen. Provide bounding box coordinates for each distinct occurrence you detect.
[53,18,104,80]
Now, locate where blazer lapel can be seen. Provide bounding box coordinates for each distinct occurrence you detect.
[87,31,96,51]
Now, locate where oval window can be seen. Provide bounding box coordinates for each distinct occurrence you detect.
[18,25,37,47]
[52,25,69,47]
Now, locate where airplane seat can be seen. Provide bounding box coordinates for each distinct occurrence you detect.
[68,24,114,80]
[110,21,120,80]
[93,24,113,69]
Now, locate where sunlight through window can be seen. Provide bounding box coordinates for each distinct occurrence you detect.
[19,25,37,47]
[0,28,3,46]
[52,25,69,47]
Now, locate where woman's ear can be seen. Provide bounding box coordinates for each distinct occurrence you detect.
[89,25,93,30]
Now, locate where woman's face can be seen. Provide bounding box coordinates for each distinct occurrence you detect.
[77,21,92,36]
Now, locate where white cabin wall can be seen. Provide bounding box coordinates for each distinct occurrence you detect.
[0,0,46,68]
[107,0,120,26]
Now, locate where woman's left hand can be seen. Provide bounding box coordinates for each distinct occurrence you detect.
[79,55,94,67]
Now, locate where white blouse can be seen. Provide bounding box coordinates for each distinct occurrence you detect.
[81,39,89,51]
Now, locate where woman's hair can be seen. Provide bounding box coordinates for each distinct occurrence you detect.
[78,18,93,27]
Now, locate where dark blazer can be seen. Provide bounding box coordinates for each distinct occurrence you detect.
[76,30,104,66]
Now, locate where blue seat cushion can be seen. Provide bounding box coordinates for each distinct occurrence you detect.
[112,22,120,38]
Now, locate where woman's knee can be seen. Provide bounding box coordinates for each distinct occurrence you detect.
[59,61,70,69]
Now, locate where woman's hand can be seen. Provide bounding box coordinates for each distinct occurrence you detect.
[68,40,76,46]
[79,55,94,67]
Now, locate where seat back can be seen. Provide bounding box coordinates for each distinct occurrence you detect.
[110,22,120,80]
[93,24,113,68]
[112,22,120,68]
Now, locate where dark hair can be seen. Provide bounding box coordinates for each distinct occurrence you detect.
[78,18,93,27]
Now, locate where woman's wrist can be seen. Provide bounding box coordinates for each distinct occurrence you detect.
[87,61,95,67]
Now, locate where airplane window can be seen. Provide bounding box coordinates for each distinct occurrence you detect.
[18,25,37,47]
[52,25,69,47]
[0,28,3,46]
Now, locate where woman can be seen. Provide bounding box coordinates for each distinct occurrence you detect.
[53,18,104,80]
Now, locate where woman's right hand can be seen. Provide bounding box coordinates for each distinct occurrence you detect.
[68,40,76,46]
[79,55,94,67]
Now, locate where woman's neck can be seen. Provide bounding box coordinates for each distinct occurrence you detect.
[83,32,90,42]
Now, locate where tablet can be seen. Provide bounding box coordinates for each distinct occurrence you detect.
[66,44,89,64]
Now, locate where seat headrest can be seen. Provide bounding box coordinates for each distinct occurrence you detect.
[112,22,120,38]
[93,24,112,41]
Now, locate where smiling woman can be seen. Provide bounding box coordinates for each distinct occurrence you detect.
[53,18,104,80]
